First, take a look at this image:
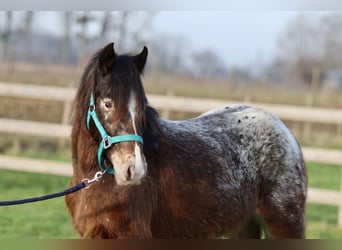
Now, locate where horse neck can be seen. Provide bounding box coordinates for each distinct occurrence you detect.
[142,107,183,166]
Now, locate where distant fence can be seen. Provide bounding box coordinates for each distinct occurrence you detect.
[1,82,342,125]
[1,81,342,226]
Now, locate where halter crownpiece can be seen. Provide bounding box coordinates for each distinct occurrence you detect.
[86,94,144,174]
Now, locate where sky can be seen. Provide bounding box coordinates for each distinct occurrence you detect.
[1,11,328,67]
[151,11,301,67]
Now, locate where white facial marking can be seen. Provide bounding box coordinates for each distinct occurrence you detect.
[128,91,146,176]
[128,92,138,134]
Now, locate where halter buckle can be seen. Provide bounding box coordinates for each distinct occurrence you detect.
[89,104,95,112]
[103,136,112,149]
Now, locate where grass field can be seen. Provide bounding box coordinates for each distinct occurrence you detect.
[0,162,341,239]
[0,170,78,239]
[306,163,342,238]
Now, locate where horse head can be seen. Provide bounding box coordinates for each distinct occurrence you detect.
[86,42,148,186]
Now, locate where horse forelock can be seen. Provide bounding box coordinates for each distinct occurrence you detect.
[94,55,147,123]
[74,49,166,148]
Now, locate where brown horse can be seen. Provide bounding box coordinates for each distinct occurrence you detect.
[65,42,307,239]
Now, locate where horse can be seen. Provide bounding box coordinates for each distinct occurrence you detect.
[65,42,307,239]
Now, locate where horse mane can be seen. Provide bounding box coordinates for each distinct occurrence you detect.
[73,51,99,129]
[143,106,167,149]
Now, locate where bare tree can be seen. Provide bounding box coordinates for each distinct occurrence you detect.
[320,14,342,69]
[22,11,33,62]
[191,49,228,80]
[108,11,154,52]
[99,11,111,45]
[149,34,192,75]
[1,11,12,62]
[116,12,129,51]
[76,11,96,65]
[61,11,72,64]
[275,13,342,87]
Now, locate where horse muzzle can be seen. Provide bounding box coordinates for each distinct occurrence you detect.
[110,153,147,186]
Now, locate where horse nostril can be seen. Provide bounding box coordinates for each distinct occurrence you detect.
[126,166,135,180]
[126,155,134,162]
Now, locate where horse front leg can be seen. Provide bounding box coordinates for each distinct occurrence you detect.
[80,219,153,239]
[116,220,153,239]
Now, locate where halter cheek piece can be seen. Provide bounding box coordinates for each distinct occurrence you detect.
[86,94,144,175]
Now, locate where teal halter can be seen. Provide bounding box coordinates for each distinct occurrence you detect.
[86,94,144,174]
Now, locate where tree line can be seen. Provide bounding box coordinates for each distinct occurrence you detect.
[0,11,229,80]
[1,11,342,86]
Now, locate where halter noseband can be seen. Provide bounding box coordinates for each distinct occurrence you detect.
[86,94,144,175]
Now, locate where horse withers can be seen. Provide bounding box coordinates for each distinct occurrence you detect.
[65,42,307,239]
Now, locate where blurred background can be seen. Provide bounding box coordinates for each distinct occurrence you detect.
[0,11,341,239]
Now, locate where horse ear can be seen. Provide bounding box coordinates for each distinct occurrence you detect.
[134,46,148,73]
[99,42,115,74]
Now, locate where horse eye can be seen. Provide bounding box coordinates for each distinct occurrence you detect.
[104,101,113,109]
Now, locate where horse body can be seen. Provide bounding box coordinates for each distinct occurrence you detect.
[65,43,307,239]
[148,105,306,238]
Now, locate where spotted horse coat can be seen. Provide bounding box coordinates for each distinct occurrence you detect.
[66,43,307,239]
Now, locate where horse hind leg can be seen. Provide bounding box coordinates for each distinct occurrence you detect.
[258,180,306,239]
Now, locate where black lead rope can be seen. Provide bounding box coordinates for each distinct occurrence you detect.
[0,182,86,206]
[0,169,106,207]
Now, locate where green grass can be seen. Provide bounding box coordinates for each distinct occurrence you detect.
[0,162,342,238]
[306,162,342,238]
[307,162,342,190]
[306,204,342,238]
[0,170,79,239]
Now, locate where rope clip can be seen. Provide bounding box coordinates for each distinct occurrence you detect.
[82,169,107,189]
